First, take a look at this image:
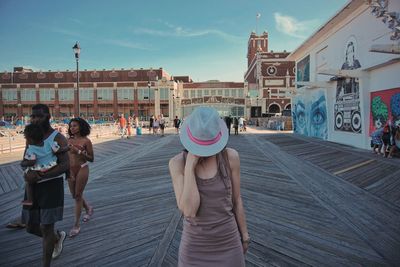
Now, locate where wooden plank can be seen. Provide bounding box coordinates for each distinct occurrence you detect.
[333,159,375,175]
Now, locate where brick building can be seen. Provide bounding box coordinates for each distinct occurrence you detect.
[244,31,295,117]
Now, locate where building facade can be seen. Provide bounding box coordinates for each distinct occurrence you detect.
[288,0,400,149]
[178,81,246,119]
[244,31,296,118]
[0,67,179,122]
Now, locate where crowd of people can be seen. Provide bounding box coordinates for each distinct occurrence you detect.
[371,122,400,158]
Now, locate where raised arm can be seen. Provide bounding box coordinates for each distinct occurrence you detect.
[227,148,250,253]
[169,152,200,218]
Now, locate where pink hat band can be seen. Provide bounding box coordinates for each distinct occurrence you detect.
[186,126,222,146]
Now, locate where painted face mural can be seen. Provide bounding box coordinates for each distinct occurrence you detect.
[369,89,400,134]
[293,90,328,140]
[334,36,362,133]
[309,92,327,139]
[293,97,308,136]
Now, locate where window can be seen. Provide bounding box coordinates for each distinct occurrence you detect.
[217,89,223,96]
[58,89,74,101]
[39,89,55,101]
[96,88,111,101]
[138,87,154,100]
[238,89,244,98]
[249,89,258,98]
[211,90,216,96]
[160,88,169,100]
[197,90,203,97]
[117,88,134,100]
[138,88,147,100]
[183,90,189,98]
[190,90,196,98]
[80,88,94,100]
[224,89,229,96]
[231,89,237,97]
[2,89,17,101]
[21,89,37,101]
[204,89,209,96]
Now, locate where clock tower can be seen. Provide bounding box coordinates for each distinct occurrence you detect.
[247,31,268,67]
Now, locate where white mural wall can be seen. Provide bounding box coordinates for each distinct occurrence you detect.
[291,0,400,149]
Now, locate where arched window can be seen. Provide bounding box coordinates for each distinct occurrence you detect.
[268,104,281,114]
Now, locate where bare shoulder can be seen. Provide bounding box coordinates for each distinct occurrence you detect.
[84,137,93,145]
[225,147,239,161]
[169,152,185,170]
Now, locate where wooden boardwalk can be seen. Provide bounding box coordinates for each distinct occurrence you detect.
[0,131,399,266]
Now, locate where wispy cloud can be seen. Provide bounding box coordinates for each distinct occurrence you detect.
[274,13,320,39]
[68,18,84,25]
[48,26,87,39]
[103,39,155,51]
[133,21,242,43]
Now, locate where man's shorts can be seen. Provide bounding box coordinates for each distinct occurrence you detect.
[22,177,64,225]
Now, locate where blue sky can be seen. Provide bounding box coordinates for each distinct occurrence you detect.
[0,0,348,82]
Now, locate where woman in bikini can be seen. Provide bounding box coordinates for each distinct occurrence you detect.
[67,118,94,237]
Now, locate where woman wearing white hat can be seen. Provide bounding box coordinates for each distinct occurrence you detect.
[169,106,249,267]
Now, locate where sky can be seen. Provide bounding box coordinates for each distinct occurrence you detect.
[0,0,349,82]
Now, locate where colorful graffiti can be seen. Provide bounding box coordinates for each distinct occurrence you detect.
[369,88,400,134]
[292,90,328,140]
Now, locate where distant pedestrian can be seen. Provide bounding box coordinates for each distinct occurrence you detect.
[153,116,160,135]
[174,116,181,134]
[118,114,127,138]
[149,115,154,133]
[159,114,166,137]
[371,127,384,155]
[239,117,244,132]
[233,117,239,135]
[225,115,232,135]
[169,107,249,267]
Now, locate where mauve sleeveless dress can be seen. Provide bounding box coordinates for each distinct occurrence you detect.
[179,151,245,267]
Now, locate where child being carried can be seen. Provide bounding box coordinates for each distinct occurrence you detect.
[21,124,68,206]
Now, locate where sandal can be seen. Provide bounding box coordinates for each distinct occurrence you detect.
[6,221,26,229]
[69,226,80,238]
[82,207,94,223]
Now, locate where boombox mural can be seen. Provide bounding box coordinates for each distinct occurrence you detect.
[334,36,362,133]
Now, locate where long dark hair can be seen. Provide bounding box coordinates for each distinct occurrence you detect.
[68,118,91,137]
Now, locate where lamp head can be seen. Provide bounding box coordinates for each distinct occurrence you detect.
[73,42,81,59]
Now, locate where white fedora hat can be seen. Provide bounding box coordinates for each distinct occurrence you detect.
[179,107,229,157]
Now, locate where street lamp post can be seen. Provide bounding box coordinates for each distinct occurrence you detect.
[147,81,151,121]
[256,95,259,117]
[266,88,270,115]
[72,42,81,117]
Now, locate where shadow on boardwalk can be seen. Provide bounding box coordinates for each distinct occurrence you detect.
[0,131,399,266]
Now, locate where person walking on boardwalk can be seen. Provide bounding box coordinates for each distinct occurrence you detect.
[233,117,239,135]
[22,104,69,266]
[169,107,250,267]
[67,118,94,237]
[173,116,181,134]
